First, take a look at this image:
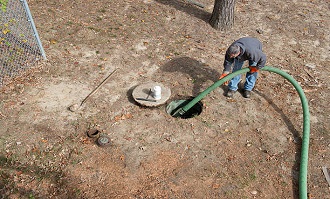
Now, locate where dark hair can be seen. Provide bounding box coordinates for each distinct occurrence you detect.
[228,44,240,55]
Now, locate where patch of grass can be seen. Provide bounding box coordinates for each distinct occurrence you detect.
[87,26,101,32]
[66,21,73,26]
[202,120,212,127]
[96,16,102,22]
[127,14,136,20]
[73,188,82,197]
[281,180,288,186]
[249,172,257,181]
[108,27,120,31]
[70,158,81,165]
[99,9,106,13]
[108,33,117,38]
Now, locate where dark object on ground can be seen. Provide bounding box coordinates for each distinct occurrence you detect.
[243,90,251,98]
[97,135,112,147]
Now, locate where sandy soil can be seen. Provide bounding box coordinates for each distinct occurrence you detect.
[1,0,330,198]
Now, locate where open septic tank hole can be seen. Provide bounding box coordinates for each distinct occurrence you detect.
[166,98,203,119]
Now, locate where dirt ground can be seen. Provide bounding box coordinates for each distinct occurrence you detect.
[1,0,330,198]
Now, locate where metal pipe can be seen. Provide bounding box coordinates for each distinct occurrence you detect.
[21,0,46,59]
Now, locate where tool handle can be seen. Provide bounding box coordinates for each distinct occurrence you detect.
[322,167,330,187]
[80,68,118,106]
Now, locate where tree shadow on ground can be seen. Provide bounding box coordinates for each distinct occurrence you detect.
[154,0,211,23]
[0,155,79,198]
[254,90,301,199]
[160,56,222,96]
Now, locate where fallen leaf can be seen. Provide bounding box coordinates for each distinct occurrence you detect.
[50,39,57,44]
[81,138,91,144]
[212,183,220,189]
[16,171,23,176]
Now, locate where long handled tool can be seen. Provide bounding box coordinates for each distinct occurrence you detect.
[68,68,118,112]
[322,167,330,187]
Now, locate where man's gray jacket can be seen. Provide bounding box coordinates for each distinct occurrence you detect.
[223,37,266,72]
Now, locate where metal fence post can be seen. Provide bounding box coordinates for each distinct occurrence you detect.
[20,0,46,60]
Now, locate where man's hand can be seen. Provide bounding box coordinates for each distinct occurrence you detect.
[219,73,227,79]
[219,72,229,85]
[249,66,259,73]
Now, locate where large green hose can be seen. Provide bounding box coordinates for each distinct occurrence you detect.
[172,66,310,199]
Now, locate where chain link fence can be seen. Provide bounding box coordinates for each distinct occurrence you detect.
[0,0,46,86]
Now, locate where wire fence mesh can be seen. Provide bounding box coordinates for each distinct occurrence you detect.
[0,0,46,86]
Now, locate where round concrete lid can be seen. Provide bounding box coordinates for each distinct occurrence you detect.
[132,82,171,107]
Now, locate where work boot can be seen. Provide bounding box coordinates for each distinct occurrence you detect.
[225,90,236,98]
[243,90,251,98]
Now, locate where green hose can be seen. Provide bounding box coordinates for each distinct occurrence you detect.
[173,66,310,199]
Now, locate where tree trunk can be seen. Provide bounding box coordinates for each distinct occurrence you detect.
[209,0,236,31]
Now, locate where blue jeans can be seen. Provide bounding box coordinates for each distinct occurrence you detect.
[228,60,258,91]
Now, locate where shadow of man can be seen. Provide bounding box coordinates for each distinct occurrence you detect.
[254,89,301,199]
[160,56,221,96]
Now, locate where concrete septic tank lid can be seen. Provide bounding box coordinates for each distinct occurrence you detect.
[132,82,171,107]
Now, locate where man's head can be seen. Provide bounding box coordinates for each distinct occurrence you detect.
[228,44,240,58]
